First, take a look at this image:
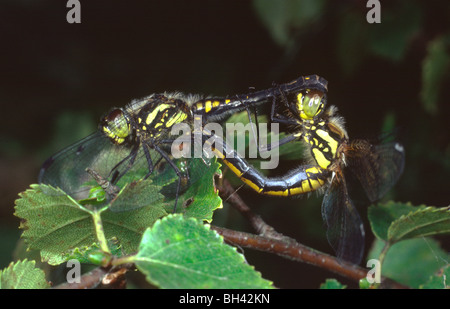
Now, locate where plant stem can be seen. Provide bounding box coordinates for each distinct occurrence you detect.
[110,255,137,266]
[92,210,110,253]
[378,241,391,267]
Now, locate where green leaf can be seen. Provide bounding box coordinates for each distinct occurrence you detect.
[368,202,450,287]
[319,278,346,289]
[0,259,50,289]
[107,178,166,212]
[420,36,450,115]
[253,0,326,47]
[86,178,168,255]
[369,202,450,269]
[133,214,274,289]
[275,136,306,160]
[337,11,368,76]
[359,277,379,289]
[14,184,168,264]
[420,264,450,289]
[388,206,450,243]
[368,201,426,241]
[101,205,167,255]
[180,158,222,222]
[101,157,220,251]
[380,111,398,135]
[14,185,96,265]
[64,239,121,265]
[367,0,422,62]
[224,111,305,160]
[368,238,449,288]
[15,149,220,264]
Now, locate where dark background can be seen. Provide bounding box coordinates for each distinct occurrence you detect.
[0,0,449,288]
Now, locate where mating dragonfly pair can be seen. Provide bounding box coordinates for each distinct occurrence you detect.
[39,75,405,264]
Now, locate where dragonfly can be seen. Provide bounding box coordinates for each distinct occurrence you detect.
[195,76,405,264]
[38,77,321,212]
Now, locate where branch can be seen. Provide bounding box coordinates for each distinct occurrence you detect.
[54,265,131,289]
[217,179,409,289]
[219,179,290,240]
[212,226,408,289]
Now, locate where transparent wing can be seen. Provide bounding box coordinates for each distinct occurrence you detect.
[38,130,211,212]
[347,139,405,202]
[38,132,162,202]
[321,175,365,264]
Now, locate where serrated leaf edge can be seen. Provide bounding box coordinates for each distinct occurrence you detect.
[134,215,273,289]
[387,206,450,243]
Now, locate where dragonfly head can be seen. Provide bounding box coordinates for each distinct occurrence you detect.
[296,90,327,120]
[100,108,133,145]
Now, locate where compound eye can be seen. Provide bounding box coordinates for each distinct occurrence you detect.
[101,109,130,144]
[106,109,124,122]
[299,90,325,119]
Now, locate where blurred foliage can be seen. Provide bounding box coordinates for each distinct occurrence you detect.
[368,238,449,288]
[319,278,347,289]
[367,202,450,288]
[421,36,450,115]
[1,0,449,288]
[253,0,327,48]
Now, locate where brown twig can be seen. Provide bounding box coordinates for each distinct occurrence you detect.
[54,265,131,289]
[217,179,409,289]
[219,179,293,241]
[212,226,408,289]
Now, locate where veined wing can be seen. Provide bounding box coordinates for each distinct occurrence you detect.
[321,174,365,264]
[38,131,163,202]
[346,138,405,202]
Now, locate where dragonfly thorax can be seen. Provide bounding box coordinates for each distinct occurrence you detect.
[134,96,191,140]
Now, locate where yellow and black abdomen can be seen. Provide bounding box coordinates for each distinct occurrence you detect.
[191,90,271,123]
[210,138,329,197]
[220,153,329,197]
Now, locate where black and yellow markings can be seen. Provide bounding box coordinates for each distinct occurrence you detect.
[189,77,333,199]
[210,142,328,197]
[191,75,328,123]
[300,117,341,170]
[97,82,335,204]
[191,76,402,264]
[280,87,404,263]
[143,103,180,128]
[287,90,345,171]
[166,110,188,128]
[309,128,339,169]
[194,99,229,114]
[223,157,327,197]
[144,104,169,125]
[131,99,192,140]
[282,75,328,94]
